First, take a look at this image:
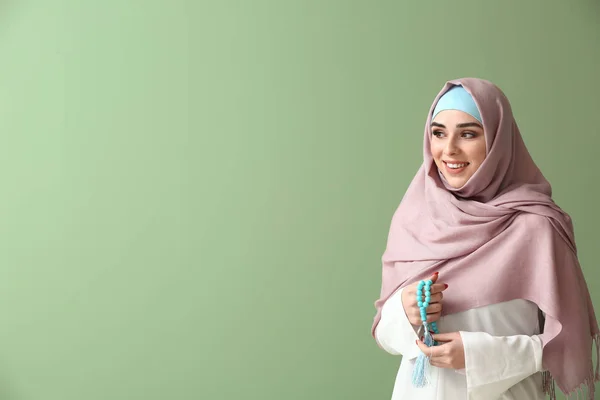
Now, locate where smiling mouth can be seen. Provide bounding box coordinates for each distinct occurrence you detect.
[444,161,469,168]
[443,161,470,174]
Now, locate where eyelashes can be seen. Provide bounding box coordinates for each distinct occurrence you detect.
[432,131,479,139]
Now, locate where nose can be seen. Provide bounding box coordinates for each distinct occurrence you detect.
[443,137,459,156]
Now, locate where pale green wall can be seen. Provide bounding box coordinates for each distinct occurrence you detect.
[0,1,598,399]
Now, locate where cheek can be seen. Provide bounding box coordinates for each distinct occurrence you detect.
[468,141,487,164]
[475,144,487,163]
[430,142,442,159]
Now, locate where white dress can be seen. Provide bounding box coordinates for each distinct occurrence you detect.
[375,287,545,400]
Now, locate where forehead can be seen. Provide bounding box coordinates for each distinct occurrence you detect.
[432,110,480,125]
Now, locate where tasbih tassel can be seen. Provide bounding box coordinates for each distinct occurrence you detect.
[412,279,440,387]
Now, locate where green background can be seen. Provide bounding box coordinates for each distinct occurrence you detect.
[0,1,598,399]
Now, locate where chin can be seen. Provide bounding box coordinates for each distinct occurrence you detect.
[442,175,468,188]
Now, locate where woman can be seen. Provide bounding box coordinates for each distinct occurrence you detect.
[371,78,599,400]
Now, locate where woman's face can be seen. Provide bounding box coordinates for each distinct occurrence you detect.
[430,110,486,188]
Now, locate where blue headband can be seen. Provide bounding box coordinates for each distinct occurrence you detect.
[432,85,482,123]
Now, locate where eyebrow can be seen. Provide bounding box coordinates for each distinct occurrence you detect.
[431,122,483,129]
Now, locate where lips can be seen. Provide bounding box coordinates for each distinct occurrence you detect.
[443,161,470,175]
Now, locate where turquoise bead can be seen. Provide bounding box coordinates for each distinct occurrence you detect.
[423,302,429,308]
[426,279,433,285]
[417,301,423,307]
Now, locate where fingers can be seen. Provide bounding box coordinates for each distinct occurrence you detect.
[413,311,441,323]
[416,338,450,361]
[415,339,435,355]
[416,334,464,370]
[430,272,439,284]
[424,312,441,323]
[414,303,441,316]
[431,332,460,343]
[410,276,447,296]
[429,283,448,295]
[406,273,447,326]
[410,291,443,324]
[410,273,438,292]
[415,338,445,358]
[429,292,443,304]
[425,303,442,314]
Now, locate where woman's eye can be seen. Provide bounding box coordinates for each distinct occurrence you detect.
[462,132,476,138]
[432,130,444,137]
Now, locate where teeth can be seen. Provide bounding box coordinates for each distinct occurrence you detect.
[447,163,468,169]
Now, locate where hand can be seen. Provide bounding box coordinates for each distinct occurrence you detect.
[401,272,448,326]
[416,332,465,370]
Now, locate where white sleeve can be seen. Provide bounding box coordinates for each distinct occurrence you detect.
[374,287,423,359]
[459,331,543,400]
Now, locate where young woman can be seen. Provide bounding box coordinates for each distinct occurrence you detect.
[371,78,599,400]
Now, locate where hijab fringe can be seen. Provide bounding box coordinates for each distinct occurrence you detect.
[543,334,600,400]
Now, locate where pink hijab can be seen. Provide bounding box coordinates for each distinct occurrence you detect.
[371,78,599,399]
